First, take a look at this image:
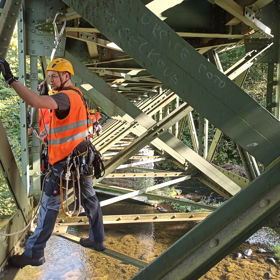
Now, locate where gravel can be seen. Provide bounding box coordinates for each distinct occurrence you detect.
[246,227,280,249]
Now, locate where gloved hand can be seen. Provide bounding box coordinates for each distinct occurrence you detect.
[0,58,17,85]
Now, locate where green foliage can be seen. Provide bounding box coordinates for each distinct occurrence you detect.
[272,244,280,264]
[0,174,17,216]
[180,45,268,166]
[0,28,20,216]
[219,46,246,72]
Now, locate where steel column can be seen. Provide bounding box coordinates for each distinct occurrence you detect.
[18,5,30,193]
[0,0,22,57]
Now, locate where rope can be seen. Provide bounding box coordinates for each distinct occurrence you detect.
[0,170,51,237]
[59,161,82,219]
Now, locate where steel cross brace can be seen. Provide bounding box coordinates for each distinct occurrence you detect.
[95,91,177,153]
[132,160,280,280]
[63,0,280,167]
[0,0,23,58]
[102,103,193,178]
[68,50,241,198]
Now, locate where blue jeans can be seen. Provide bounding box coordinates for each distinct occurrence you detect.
[24,161,105,259]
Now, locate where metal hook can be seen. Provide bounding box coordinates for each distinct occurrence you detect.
[50,12,67,61]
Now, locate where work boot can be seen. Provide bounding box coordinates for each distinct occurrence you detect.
[9,254,45,268]
[80,238,106,251]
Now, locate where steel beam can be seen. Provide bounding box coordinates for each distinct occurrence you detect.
[100,176,189,207]
[106,172,184,178]
[95,183,217,211]
[0,0,22,57]
[132,161,280,280]
[54,232,148,269]
[55,212,211,225]
[150,133,241,198]
[63,0,280,167]
[212,0,272,36]
[68,50,241,197]
[103,104,192,178]
[18,5,30,193]
[29,55,41,200]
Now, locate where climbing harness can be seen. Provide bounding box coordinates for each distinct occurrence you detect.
[59,141,105,218]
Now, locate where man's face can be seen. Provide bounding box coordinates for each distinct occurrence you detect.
[47,70,67,90]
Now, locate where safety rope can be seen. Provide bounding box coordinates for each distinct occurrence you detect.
[59,157,82,218]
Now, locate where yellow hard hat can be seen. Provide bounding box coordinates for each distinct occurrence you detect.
[46,58,74,75]
[89,109,95,114]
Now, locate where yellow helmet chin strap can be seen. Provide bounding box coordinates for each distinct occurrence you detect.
[48,89,58,95]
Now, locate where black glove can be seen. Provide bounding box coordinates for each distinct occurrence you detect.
[0,58,17,85]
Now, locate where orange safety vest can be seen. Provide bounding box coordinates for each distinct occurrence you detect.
[90,111,101,123]
[48,87,89,165]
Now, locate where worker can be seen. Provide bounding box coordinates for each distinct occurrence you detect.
[89,108,102,136]
[0,57,105,268]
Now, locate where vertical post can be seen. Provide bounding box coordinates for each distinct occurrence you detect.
[203,118,209,159]
[275,62,280,119]
[30,55,41,200]
[198,114,204,156]
[175,96,179,137]
[266,62,274,113]
[18,3,30,194]
[187,112,199,152]
[237,144,256,181]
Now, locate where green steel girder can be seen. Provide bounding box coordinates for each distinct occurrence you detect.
[25,0,66,57]
[62,0,280,167]
[18,6,30,193]
[0,0,22,58]
[0,120,32,270]
[132,161,280,280]
[102,103,192,178]
[149,133,241,198]
[68,50,241,197]
[95,183,217,211]
[0,121,30,221]
[67,51,155,128]
[96,91,179,154]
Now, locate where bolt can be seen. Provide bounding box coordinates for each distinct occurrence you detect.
[259,199,270,208]
[209,238,219,248]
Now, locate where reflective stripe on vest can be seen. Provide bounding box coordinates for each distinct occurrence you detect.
[48,130,88,145]
[49,119,88,135]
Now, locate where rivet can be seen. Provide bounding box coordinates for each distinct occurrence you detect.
[209,239,219,248]
[259,199,270,208]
